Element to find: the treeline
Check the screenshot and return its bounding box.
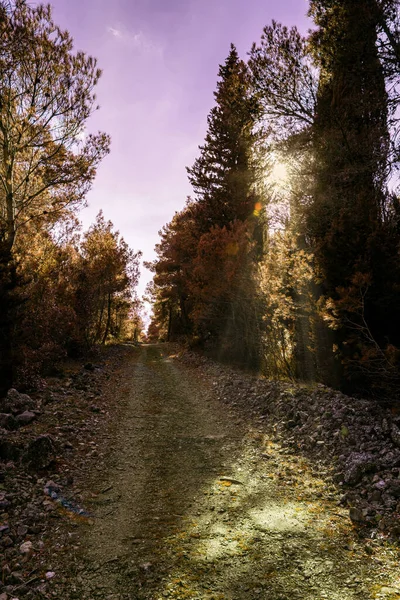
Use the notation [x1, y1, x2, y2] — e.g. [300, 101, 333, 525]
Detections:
[148, 0, 400, 399]
[0, 1, 142, 394]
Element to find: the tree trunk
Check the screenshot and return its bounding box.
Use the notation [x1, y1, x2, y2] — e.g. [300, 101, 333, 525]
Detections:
[95, 295, 106, 343]
[102, 293, 112, 345]
[0, 249, 16, 396]
[167, 303, 173, 342]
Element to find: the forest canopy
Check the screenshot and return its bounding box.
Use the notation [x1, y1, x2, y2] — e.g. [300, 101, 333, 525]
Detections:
[148, 0, 400, 400]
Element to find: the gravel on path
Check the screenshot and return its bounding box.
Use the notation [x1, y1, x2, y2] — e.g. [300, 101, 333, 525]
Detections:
[52, 345, 400, 600]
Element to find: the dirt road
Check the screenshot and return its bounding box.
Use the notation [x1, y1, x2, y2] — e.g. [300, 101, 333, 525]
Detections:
[61, 345, 400, 600]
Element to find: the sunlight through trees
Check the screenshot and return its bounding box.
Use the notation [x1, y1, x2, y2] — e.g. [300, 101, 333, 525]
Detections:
[149, 0, 400, 399]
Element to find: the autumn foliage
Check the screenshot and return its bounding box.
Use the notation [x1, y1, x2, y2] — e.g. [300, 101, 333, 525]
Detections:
[148, 47, 265, 368]
[0, 2, 141, 391]
[11, 211, 141, 387]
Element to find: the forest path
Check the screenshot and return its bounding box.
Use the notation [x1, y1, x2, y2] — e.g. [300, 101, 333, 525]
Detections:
[63, 345, 399, 600]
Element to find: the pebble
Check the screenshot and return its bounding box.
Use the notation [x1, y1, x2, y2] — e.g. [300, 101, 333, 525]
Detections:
[380, 587, 400, 595]
[19, 540, 33, 555]
[16, 525, 28, 537]
[0, 524, 10, 535]
[45, 571, 56, 579]
[15, 411, 36, 426]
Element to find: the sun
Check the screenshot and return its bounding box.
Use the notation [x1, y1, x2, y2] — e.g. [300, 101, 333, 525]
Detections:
[270, 161, 289, 188]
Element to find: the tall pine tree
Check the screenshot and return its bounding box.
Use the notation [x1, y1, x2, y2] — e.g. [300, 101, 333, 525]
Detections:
[307, 0, 398, 392]
[186, 45, 266, 366]
[187, 44, 265, 233]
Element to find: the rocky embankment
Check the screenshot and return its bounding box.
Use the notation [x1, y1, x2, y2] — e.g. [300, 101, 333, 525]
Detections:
[176, 350, 400, 540]
[0, 346, 133, 600]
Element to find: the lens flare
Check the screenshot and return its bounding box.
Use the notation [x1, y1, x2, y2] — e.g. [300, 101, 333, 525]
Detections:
[253, 202, 263, 217]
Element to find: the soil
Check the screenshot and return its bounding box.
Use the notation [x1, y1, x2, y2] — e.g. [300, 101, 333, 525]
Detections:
[55, 345, 400, 599]
[2, 343, 400, 600]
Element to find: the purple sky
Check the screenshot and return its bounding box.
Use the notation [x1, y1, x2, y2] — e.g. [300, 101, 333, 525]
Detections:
[49, 0, 311, 301]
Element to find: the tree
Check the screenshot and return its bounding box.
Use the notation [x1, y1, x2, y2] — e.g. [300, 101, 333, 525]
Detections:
[258, 228, 314, 380]
[74, 212, 141, 348]
[146, 199, 203, 341]
[0, 0, 110, 392]
[307, 0, 394, 390]
[249, 21, 318, 137]
[182, 46, 267, 364]
[376, 0, 400, 73]
[189, 220, 261, 368]
[12, 214, 80, 385]
[249, 22, 322, 381]
[10, 210, 141, 385]
[148, 47, 269, 364]
[187, 44, 265, 233]
[249, 4, 400, 393]
[148, 206, 262, 367]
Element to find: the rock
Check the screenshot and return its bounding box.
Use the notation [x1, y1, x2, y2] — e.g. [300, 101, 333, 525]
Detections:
[15, 412, 36, 426]
[1, 389, 36, 415]
[0, 414, 19, 431]
[9, 572, 24, 585]
[84, 363, 95, 371]
[28, 525, 42, 534]
[2, 564, 11, 578]
[0, 524, 10, 536]
[388, 480, 400, 498]
[2, 536, 13, 547]
[364, 544, 374, 555]
[23, 435, 56, 470]
[0, 437, 21, 461]
[349, 507, 364, 523]
[373, 479, 386, 490]
[16, 525, 28, 538]
[370, 489, 382, 503]
[44, 480, 61, 497]
[45, 572, 55, 580]
[391, 525, 400, 537]
[344, 453, 377, 484]
[0, 498, 10, 510]
[19, 541, 33, 555]
[380, 587, 400, 595]
[391, 424, 400, 448]
[380, 450, 400, 468]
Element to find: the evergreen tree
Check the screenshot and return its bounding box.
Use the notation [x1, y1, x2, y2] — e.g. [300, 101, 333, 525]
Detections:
[146, 200, 202, 341]
[148, 46, 266, 366]
[185, 45, 266, 366]
[187, 44, 265, 233]
[307, 0, 397, 392]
